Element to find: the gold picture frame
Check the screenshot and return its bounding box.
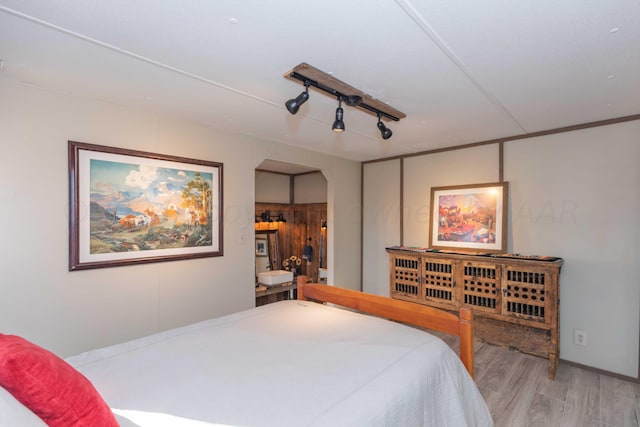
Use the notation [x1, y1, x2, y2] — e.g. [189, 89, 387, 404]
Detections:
[429, 182, 508, 253]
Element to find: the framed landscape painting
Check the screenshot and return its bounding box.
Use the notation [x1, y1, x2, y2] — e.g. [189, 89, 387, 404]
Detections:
[69, 141, 223, 270]
[429, 182, 508, 253]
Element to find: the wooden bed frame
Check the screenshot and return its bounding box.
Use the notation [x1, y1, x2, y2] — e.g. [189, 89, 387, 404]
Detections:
[296, 276, 475, 378]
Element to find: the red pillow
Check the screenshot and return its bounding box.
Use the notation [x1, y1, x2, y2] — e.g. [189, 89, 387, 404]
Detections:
[0, 334, 118, 427]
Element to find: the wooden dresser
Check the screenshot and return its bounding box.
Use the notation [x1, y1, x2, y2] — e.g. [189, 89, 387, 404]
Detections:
[386, 248, 563, 379]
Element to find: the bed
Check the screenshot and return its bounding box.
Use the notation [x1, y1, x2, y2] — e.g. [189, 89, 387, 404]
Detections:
[1, 279, 493, 427]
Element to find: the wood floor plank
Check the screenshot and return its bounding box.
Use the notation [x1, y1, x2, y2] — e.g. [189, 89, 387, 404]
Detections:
[537, 360, 573, 402]
[472, 341, 498, 382]
[493, 355, 547, 426]
[634, 381, 640, 426]
[476, 344, 526, 394]
[435, 331, 640, 427]
[560, 366, 602, 426]
[478, 386, 505, 424]
[525, 392, 566, 427]
[599, 374, 640, 427]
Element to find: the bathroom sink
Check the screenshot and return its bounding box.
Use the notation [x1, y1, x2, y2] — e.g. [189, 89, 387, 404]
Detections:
[257, 270, 294, 286]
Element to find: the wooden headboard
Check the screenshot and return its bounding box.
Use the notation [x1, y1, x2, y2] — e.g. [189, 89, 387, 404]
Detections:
[296, 276, 475, 378]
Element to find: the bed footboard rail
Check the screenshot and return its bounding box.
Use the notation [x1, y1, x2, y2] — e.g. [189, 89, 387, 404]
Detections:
[296, 276, 474, 378]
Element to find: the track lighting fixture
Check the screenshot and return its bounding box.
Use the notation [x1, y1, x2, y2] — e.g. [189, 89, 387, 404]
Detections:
[285, 81, 310, 115]
[377, 113, 393, 140]
[283, 63, 405, 140]
[344, 95, 362, 107]
[332, 97, 345, 132]
[256, 211, 287, 223]
[259, 211, 272, 222]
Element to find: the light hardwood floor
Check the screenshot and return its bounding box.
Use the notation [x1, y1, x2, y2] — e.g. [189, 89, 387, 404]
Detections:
[434, 332, 640, 427]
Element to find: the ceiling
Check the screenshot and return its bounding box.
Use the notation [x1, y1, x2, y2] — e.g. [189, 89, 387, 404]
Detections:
[257, 159, 319, 176]
[1, 1, 639, 165]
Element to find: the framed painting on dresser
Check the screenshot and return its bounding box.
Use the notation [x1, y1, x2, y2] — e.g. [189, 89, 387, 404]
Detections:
[68, 141, 223, 270]
[429, 182, 508, 254]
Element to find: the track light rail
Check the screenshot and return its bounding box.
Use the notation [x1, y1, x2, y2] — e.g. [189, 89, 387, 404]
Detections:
[284, 63, 405, 122]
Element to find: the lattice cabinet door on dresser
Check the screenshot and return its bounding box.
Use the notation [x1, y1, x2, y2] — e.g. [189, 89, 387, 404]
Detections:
[462, 261, 500, 314]
[387, 248, 563, 380]
[503, 266, 550, 324]
[423, 257, 456, 309]
[391, 253, 421, 299]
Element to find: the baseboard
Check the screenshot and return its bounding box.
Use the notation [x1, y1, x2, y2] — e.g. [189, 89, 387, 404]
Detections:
[559, 358, 639, 383]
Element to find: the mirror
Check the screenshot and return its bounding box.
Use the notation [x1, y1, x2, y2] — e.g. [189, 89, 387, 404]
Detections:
[319, 220, 327, 268]
[255, 230, 280, 278]
[318, 219, 328, 282]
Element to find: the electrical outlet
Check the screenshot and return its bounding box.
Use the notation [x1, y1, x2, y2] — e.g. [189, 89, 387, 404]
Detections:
[574, 329, 587, 346]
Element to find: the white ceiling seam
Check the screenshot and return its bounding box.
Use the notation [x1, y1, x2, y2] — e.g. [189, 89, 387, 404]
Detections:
[0, 4, 383, 138]
[395, 0, 528, 134]
[1, 1, 638, 162]
[0, 5, 281, 109]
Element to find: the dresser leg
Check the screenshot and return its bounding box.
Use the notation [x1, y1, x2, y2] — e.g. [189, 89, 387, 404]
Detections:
[548, 352, 558, 380]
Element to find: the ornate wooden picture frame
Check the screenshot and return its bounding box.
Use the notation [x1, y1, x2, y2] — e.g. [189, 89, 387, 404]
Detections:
[69, 141, 223, 270]
[429, 182, 508, 253]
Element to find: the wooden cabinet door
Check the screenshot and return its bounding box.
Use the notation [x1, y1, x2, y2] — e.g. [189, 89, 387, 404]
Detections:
[502, 265, 550, 326]
[389, 253, 422, 300]
[422, 256, 456, 309]
[461, 261, 501, 315]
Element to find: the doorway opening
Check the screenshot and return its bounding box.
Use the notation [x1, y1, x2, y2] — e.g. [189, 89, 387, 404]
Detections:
[254, 160, 328, 284]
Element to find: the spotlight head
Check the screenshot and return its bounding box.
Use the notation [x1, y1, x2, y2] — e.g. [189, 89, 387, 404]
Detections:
[332, 107, 345, 132]
[332, 106, 345, 132]
[285, 90, 309, 115]
[377, 119, 393, 140]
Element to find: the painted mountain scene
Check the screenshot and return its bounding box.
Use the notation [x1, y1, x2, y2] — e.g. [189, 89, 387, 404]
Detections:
[89, 159, 214, 254]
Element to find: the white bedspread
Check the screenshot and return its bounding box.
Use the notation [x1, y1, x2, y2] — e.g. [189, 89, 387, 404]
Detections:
[67, 300, 493, 427]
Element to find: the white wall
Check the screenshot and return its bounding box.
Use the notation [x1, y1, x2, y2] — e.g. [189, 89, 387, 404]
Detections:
[505, 122, 640, 378]
[255, 171, 327, 204]
[294, 172, 327, 203]
[329, 158, 361, 291]
[403, 145, 500, 247]
[363, 147, 498, 296]
[362, 121, 640, 378]
[0, 78, 361, 357]
[362, 160, 401, 295]
[255, 171, 290, 203]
